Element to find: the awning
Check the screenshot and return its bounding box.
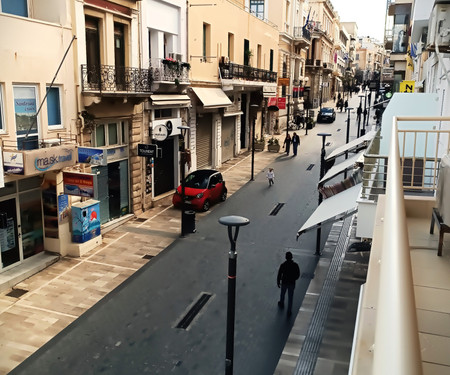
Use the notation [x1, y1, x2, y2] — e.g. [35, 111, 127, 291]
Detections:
[297, 183, 361, 236]
[325, 130, 376, 161]
[191, 87, 232, 109]
[150, 94, 191, 107]
[223, 111, 244, 117]
[320, 151, 364, 184]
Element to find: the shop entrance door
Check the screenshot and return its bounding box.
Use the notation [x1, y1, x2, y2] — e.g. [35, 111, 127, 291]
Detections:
[108, 162, 121, 219]
[0, 198, 20, 269]
[154, 138, 174, 196]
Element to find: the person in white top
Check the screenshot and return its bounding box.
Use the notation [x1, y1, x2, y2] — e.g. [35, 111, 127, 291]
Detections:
[267, 168, 275, 186]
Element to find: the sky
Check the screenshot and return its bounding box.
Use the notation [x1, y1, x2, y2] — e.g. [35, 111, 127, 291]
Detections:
[329, 0, 387, 42]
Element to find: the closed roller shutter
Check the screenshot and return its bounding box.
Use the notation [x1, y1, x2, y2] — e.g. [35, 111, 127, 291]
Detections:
[196, 113, 213, 168]
[221, 117, 235, 162]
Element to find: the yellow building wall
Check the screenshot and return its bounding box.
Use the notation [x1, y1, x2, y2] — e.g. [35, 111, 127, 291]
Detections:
[188, 0, 279, 84]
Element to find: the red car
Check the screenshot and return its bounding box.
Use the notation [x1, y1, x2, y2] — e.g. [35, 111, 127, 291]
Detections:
[172, 169, 227, 211]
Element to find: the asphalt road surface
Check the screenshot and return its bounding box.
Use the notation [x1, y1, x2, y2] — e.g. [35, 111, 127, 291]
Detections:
[12, 109, 356, 375]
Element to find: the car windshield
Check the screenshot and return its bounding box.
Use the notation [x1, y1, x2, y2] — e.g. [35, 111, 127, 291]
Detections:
[184, 173, 210, 189]
[321, 108, 333, 113]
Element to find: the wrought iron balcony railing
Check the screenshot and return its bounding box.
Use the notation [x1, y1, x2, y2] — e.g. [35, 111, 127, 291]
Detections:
[219, 62, 277, 83]
[81, 64, 152, 93]
[149, 58, 190, 84]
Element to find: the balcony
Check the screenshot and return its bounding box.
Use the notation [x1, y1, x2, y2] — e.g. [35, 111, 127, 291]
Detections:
[149, 58, 190, 86]
[81, 64, 152, 94]
[219, 62, 277, 83]
[305, 59, 322, 68]
[293, 27, 312, 47]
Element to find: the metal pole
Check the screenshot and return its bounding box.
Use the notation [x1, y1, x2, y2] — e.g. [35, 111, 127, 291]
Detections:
[315, 133, 330, 256]
[286, 94, 290, 139]
[225, 231, 237, 375]
[345, 108, 353, 178]
[180, 133, 186, 237]
[219, 216, 249, 375]
[251, 117, 255, 181]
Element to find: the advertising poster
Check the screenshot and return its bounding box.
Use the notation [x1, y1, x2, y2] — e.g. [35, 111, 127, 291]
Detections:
[58, 194, 70, 224]
[3, 152, 24, 174]
[14, 87, 37, 135]
[393, 24, 407, 53]
[78, 147, 106, 165]
[63, 172, 95, 197]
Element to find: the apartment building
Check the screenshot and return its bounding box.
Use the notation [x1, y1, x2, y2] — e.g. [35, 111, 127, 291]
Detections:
[187, 0, 278, 168]
[0, 0, 79, 270]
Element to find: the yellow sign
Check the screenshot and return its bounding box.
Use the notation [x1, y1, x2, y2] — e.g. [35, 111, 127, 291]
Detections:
[400, 80, 415, 93]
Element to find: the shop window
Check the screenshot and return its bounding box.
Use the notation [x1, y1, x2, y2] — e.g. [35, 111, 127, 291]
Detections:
[1, 0, 28, 17]
[0, 84, 4, 132]
[46, 86, 62, 128]
[155, 108, 172, 119]
[95, 121, 127, 147]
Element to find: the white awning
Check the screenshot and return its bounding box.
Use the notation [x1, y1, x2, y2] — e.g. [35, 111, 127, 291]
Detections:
[320, 151, 365, 184]
[297, 183, 361, 236]
[150, 95, 191, 107]
[223, 111, 244, 117]
[325, 130, 377, 161]
[191, 87, 232, 109]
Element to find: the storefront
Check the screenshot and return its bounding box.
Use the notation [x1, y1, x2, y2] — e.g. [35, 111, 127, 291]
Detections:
[0, 145, 77, 271]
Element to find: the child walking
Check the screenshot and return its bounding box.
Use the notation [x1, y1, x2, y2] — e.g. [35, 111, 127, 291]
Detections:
[267, 168, 275, 186]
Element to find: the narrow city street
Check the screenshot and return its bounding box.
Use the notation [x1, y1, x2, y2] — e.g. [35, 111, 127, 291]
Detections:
[4, 95, 369, 375]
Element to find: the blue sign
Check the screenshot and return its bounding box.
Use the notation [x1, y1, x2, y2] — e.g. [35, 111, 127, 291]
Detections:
[78, 147, 106, 165]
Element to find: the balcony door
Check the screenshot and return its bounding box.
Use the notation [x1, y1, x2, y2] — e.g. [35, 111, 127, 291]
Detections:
[85, 16, 101, 87]
[114, 23, 126, 90]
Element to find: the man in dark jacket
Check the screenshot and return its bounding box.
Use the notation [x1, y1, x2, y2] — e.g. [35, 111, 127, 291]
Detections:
[277, 251, 300, 316]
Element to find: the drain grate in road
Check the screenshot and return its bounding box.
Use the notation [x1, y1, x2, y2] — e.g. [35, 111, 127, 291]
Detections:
[176, 293, 212, 329]
[142, 254, 154, 260]
[6, 288, 28, 298]
[306, 164, 315, 171]
[269, 203, 285, 216]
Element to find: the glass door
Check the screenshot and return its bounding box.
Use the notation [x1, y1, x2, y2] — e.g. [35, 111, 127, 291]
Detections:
[0, 198, 20, 269]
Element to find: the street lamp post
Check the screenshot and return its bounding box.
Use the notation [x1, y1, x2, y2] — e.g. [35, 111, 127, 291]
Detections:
[178, 125, 190, 237]
[362, 89, 368, 135]
[250, 104, 259, 181]
[285, 94, 291, 140]
[358, 95, 364, 137]
[316, 133, 331, 256]
[345, 107, 353, 178]
[219, 215, 250, 375]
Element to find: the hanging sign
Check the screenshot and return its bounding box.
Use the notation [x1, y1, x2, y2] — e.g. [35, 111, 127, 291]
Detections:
[137, 144, 158, 158]
[63, 171, 95, 197]
[153, 125, 168, 141]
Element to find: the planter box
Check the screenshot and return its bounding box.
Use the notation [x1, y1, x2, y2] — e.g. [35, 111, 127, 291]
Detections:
[254, 143, 265, 151]
[268, 144, 280, 153]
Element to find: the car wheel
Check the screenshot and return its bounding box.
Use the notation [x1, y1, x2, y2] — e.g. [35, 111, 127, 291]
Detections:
[220, 190, 227, 202]
[202, 200, 210, 212]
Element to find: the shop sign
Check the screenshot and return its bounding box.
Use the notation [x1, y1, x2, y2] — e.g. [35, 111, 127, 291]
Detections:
[138, 144, 158, 158]
[399, 80, 415, 93]
[268, 97, 278, 107]
[153, 124, 168, 141]
[78, 147, 107, 166]
[278, 77, 290, 86]
[63, 171, 95, 198]
[152, 118, 182, 137]
[25, 145, 76, 174]
[3, 151, 24, 175]
[107, 145, 128, 162]
[277, 97, 286, 110]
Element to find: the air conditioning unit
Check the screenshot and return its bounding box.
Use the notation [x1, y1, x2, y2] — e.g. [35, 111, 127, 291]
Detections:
[426, 0, 450, 52]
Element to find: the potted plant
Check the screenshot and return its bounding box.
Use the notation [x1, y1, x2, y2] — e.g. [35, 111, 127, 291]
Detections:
[267, 137, 280, 153]
[254, 136, 265, 151]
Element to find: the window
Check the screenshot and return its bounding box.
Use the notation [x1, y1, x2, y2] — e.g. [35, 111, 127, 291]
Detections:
[1, 0, 28, 17]
[250, 0, 264, 19]
[94, 121, 127, 147]
[0, 85, 4, 132]
[14, 85, 39, 150]
[155, 109, 172, 119]
[46, 86, 62, 128]
[203, 23, 211, 62]
[228, 33, 234, 61]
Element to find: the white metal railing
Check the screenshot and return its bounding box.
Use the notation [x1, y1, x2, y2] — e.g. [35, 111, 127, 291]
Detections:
[361, 118, 450, 201]
[372, 117, 423, 374]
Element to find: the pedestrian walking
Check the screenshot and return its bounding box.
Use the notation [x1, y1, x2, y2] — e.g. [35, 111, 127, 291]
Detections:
[344, 99, 348, 111]
[292, 132, 300, 156]
[338, 98, 344, 112]
[283, 133, 292, 155]
[357, 105, 362, 122]
[277, 251, 300, 316]
[266, 168, 275, 186]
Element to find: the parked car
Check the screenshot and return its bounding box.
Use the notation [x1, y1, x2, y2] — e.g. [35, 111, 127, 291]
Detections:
[172, 169, 227, 211]
[317, 107, 336, 123]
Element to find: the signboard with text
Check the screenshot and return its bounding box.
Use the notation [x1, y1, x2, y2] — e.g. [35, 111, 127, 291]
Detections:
[63, 171, 95, 198]
[277, 97, 286, 110]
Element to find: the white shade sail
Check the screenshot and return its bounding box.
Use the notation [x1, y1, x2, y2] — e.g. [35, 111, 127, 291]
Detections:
[150, 94, 191, 106]
[191, 87, 232, 108]
[325, 130, 377, 161]
[297, 183, 362, 236]
[319, 151, 365, 184]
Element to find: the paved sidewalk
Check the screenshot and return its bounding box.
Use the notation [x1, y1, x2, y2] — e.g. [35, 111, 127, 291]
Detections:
[0, 146, 281, 374]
